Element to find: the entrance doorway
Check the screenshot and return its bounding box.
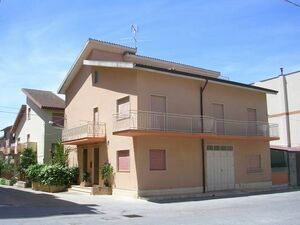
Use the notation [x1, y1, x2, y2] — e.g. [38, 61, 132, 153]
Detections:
[93, 148, 99, 185]
[206, 145, 235, 191]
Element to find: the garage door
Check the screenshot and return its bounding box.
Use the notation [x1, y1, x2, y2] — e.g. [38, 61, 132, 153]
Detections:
[206, 145, 235, 191]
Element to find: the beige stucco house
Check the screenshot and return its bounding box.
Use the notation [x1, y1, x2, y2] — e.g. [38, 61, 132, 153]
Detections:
[59, 38, 279, 198]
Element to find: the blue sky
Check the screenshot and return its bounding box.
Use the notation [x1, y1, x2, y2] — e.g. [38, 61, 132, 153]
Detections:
[0, 0, 300, 128]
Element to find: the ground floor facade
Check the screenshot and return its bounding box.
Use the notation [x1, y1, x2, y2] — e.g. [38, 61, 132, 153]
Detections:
[68, 137, 272, 198]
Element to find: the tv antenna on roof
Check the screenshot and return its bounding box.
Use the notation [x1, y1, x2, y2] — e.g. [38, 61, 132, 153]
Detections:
[131, 24, 139, 48]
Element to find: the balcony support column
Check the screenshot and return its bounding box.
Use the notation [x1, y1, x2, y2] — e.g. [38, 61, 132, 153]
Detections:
[200, 79, 208, 193]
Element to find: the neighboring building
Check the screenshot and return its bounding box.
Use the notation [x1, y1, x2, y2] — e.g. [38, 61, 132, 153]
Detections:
[59, 38, 279, 198]
[254, 70, 300, 187]
[10, 89, 65, 163]
[0, 125, 14, 156]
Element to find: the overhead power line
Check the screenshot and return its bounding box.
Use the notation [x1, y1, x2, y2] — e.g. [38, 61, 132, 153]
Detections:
[284, 0, 300, 8]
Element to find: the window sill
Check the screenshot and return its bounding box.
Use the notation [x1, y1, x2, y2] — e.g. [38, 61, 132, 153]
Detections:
[247, 169, 263, 174]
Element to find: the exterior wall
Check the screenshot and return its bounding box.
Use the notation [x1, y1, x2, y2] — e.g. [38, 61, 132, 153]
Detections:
[64, 50, 272, 196]
[134, 137, 203, 190]
[15, 98, 63, 163]
[43, 109, 63, 162]
[15, 99, 45, 163]
[137, 70, 268, 122]
[255, 71, 300, 147]
[65, 66, 139, 191]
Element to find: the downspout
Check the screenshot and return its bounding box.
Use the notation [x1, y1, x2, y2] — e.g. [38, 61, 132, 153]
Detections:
[281, 68, 291, 147]
[200, 79, 208, 193]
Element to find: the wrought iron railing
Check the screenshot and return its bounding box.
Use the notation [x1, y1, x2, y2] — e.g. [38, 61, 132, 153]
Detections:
[113, 110, 279, 138]
[62, 122, 106, 142]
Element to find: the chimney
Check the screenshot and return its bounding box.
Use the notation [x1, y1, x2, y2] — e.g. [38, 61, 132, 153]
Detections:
[280, 67, 284, 75]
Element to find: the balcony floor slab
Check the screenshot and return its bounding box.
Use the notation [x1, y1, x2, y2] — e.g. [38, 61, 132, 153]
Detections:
[113, 129, 279, 141]
[63, 137, 106, 145]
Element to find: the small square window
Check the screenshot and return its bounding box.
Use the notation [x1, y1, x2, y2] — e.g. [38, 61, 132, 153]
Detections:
[150, 149, 166, 171]
[52, 113, 64, 127]
[93, 71, 99, 84]
[247, 155, 262, 173]
[117, 150, 130, 172]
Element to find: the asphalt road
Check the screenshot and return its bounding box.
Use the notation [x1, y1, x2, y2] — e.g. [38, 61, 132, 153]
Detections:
[0, 185, 300, 225]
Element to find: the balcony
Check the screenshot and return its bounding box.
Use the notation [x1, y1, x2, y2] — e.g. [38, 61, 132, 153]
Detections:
[17, 142, 37, 153]
[113, 111, 279, 141]
[62, 122, 106, 145]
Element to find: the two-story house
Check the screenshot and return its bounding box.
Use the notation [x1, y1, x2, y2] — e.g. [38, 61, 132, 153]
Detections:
[60, 39, 279, 198]
[11, 89, 65, 163]
[254, 69, 300, 187]
[0, 125, 14, 157]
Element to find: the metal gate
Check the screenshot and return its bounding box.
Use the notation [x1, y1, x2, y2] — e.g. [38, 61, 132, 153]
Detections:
[206, 145, 235, 191]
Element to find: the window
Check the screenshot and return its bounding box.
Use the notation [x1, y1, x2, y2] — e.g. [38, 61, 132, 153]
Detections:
[93, 71, 99, 84]
[206, 145, 233, 151]
[117, 150, 130, 172]
[28, 108, 31, 120]
[93, 107, 99, 124]
[117, 96, 130, 119]
[150, 149, 166, 170]
[247, 155, 262, 173]
[212, 103, 224, 134]
[52, 113, 64, 127]
[27, 134, 30, 143]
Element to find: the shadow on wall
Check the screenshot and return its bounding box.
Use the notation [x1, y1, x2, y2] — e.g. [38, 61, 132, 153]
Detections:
[0, 187, 98, 219]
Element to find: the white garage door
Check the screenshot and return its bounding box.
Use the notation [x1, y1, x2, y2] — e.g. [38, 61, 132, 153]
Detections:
[206, 145, 235, 191]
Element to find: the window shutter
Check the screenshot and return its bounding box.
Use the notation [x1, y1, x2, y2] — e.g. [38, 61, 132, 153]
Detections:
[150, 149, 166, 170]
[118, 150, 130, 172]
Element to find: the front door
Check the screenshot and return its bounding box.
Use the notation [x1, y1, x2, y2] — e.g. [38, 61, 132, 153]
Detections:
[93, 148, 99, 185]
[82, 149, 88, 173]
[206, 145, 235, 191]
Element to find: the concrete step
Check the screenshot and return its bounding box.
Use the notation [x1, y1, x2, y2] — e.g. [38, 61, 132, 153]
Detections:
[68, 185, 92, 194]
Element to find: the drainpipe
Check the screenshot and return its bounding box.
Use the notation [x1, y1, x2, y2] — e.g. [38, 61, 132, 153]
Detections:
[281, 68, 291, 147]
[200, 80, 208, 193]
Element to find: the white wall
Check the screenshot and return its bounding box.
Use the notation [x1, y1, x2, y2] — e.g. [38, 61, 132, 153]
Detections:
[254, 71, 300, 147]
[15, 98, 63, 163]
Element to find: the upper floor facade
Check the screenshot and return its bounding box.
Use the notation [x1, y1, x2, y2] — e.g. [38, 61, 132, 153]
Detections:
[11, 89, 65, 163]
[59, 39, 279, 145]
[254, 70, 300, 148]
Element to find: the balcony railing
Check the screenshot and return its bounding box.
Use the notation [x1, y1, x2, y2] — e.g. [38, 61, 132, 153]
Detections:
[113, 110, 279, 139]
[17, 142, 37, 153]
[62, 122, 106, 142]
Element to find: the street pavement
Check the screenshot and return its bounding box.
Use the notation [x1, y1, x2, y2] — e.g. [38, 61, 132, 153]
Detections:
[0, 185, 300, 225]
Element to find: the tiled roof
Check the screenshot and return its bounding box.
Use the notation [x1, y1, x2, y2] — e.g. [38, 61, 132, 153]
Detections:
[88, 38, 136, 51]
[22, 88, 65, 110]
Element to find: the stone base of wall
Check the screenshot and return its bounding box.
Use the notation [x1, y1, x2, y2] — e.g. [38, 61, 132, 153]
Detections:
[138, 186, 204, 198]
[235, 181, 272, 189]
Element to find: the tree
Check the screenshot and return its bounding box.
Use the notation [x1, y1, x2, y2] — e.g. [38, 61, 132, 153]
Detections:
[18, 148, 36, 181]
[51, 140, 68, 166]
[0, 158, 5, 177]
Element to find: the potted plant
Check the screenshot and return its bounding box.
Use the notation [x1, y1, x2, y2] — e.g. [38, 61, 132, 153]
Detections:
[80, 171, 91, 187]
[100, 163, 113, 195]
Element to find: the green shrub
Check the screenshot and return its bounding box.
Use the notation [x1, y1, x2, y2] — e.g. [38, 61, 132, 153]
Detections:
[18, 148, 36, 180]
[26, 164, 78, 187]
[0, 178, 6, 185]
[82, 171, 89, 182]
[51, 140, 69, 166]
[101, 163, 113, 187]
[27, 164, 44, 182]
[67, 167, 79, 185]
[0, 177, 15, 186]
